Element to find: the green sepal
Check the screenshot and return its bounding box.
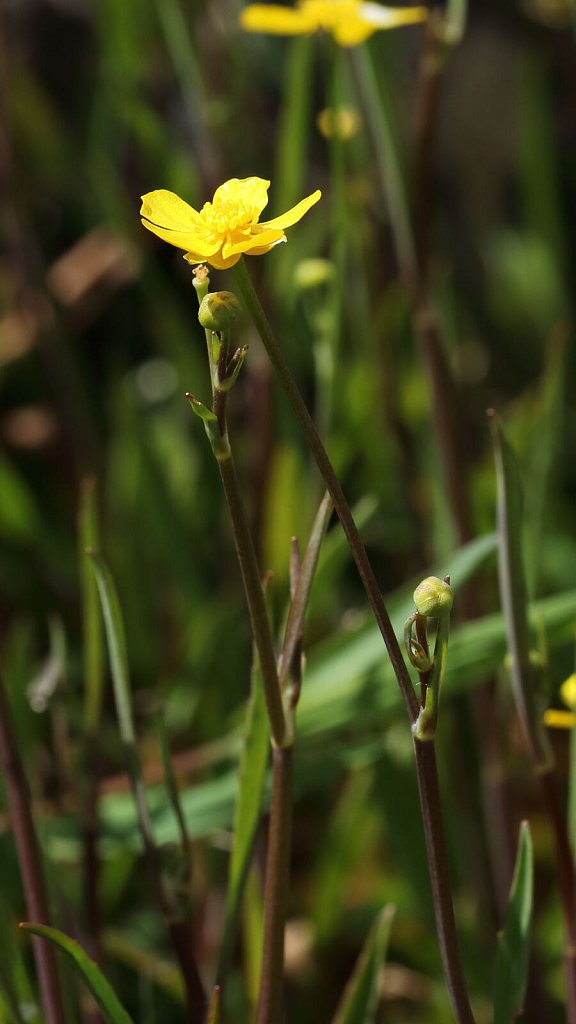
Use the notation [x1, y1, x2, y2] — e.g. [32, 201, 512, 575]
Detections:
[185, 393, 217, 425]
[185, 394, 230, 462]
[214, 346, 249, 393]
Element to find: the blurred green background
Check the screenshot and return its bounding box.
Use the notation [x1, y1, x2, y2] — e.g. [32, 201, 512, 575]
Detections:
[1, 0, 576, 1021]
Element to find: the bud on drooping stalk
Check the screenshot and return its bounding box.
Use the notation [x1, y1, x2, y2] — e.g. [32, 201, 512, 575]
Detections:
[413, 576, 453, 618]
[198, 291, 243, 333]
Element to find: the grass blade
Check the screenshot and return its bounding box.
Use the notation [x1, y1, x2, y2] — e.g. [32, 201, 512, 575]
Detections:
[217, 655, 270, 981]
[331, 905, 395, 1024]
[79, 477, 104, 736]
[279, 491, 332, 688]
[489, 411, 547, 764]
[20, 924, 134, 1024]
[493, 822, 533, 1024]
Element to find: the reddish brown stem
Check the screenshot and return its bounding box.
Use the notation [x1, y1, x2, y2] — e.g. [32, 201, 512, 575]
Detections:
[0, 670, 66, 1024]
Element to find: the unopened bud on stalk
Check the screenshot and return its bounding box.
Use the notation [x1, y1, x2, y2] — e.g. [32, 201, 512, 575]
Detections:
[198, 291, 243, 333]
[413, 576, 453, 618]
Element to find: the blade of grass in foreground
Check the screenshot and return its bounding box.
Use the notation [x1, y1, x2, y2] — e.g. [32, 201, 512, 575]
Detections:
[88, 548, 206, 1019]
[492, 822, 533, 1024]
[331, 905, 395, 1024]
[489, 412, 546, 763]
[490, 412, 576, 1022]
[20, 925, 134, 1024]
[217, 654, 269, 982]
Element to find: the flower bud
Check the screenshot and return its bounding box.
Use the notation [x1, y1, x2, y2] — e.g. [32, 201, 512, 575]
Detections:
[198, 291, 243, 333]
[413, 576, 453, 618]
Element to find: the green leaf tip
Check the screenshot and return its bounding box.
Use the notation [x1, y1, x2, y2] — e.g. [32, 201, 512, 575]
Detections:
[493, 821, 533, 1024]
[20, 923, 135, 1024]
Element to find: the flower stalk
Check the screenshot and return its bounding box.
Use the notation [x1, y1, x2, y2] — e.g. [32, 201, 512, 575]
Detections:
[234, 256, 419, 724]
[234, 256, 479, 1023]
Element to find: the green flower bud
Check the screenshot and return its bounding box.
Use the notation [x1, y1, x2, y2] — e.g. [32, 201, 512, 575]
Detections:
[198, 291, 243, 333]
[293, 258, 334, 291]
[413, 576, 453, 618]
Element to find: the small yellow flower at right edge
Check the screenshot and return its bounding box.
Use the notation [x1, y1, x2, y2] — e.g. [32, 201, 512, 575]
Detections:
[240, 0, 428, 47]
[544, 673, 576, 729]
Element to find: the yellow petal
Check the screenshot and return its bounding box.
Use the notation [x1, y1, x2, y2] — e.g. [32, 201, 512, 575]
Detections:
[561, 673, 576, 709]
[332, 4, 427, 44]
[141, 219, 221, 256]
[246, 237, 287, 256]
[358, 3, 428, 28]
[544, 709, 576, 729]
[261, 189, 322, 231]
[221, 227, 286, 260]
[140, 190, 202, 230]
[185, 249, 243, 271]
[212, 177, 271, 218]
[240, 4, 315, 36]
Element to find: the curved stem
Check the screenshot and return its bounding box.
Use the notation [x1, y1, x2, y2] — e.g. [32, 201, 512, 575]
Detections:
[234, 257, 419, 724]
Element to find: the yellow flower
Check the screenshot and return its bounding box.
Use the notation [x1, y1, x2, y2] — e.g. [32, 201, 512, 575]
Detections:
[240, 0, 428, 47]
[544, 673, 576, 729]
[141, 177, 321, 271]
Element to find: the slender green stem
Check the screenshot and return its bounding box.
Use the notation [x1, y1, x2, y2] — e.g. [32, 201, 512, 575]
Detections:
[0, 668, 66, 1024]
[234, 257, 419, 724]
[413, 739, 477, 1024]
[217, 453, 286, 748]
[256, 746, 293, 1024]
[193, 305, 294, 1019]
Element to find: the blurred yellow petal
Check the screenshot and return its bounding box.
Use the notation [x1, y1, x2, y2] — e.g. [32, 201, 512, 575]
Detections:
[544, 709, 576, 729]
[240, 4, 315, 35]
[560, 673, 576, 709]
[262, 189, 322, 230]
[358, 2, 428, 29]
[241, 0, 427, 45]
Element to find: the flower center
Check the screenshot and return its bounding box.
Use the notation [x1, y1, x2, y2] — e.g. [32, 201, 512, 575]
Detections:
[200, 198, 255, 236]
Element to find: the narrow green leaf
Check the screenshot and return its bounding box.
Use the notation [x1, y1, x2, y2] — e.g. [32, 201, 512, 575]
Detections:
[79, 476, 104, 736]
[279, 491, 332, 687]
[87, 550, 135, 746]
[158, 717, 192, 874]
[331, 905, 395, 1024]
[217, 658, 270, 980]
[493, 822, 533, 1024]
[20, 924, 134, 1024]
[490, 412, 548, 764]
[88, 549, 158, 858]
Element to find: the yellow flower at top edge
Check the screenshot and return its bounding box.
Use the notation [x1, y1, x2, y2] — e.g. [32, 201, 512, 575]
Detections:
[141, 177, 321, 271]
[240, 0, 428, 47]
[544, 673, 576, 729]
